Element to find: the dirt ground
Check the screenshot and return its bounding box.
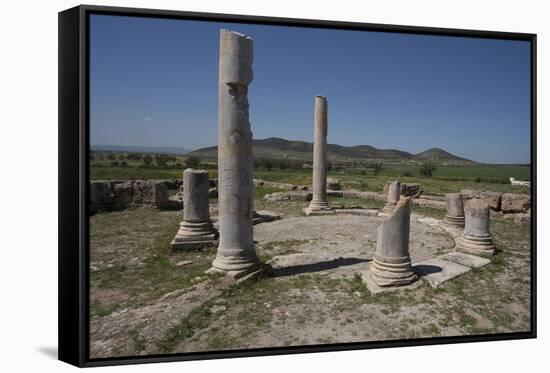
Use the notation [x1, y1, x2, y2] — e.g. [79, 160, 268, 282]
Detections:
[89, 197, 531, 359]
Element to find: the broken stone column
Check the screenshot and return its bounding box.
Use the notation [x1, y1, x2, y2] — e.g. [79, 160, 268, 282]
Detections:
[211, 30, 261, 276]
[370, 196, 417, 286]
[304, 95, 334, 216]
[443, 193, 465, 228]
[171, 169, 218, 250]
[380, 181, 401, 215]
[456, 199, 495, 257]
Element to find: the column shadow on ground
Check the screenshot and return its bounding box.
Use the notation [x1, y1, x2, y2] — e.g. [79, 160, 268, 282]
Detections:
[273, 257, 370, 278]
[412, 264, 443, 276]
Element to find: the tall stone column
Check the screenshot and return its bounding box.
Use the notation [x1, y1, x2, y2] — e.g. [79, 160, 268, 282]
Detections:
[171, 169, 218, 250]
[369, 196, 417, 286]
[443, 193, 465, 228]
[456, 199, 495, 257]
[380, 180, 401, 215]
[304, 96, 334, 216]
[211, 30, 261, 276]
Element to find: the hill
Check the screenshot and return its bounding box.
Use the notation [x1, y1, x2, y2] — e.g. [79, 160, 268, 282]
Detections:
[91, 145, 191, 155]
[189, 137, 476, 165]
[413, 147, 474, 164]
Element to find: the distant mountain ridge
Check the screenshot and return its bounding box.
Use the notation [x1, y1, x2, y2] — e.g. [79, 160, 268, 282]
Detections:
[189, 137, 476, 165]
[91, 145, 191, 155]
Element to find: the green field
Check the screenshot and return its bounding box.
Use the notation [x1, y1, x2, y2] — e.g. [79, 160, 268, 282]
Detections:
[90, 152, 530, 196]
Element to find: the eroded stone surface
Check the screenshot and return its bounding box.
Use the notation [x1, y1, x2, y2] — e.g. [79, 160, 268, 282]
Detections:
[413, 258, 471, 287]
[253, 213, 453, 281]
[212, 30, 260, 273]
[439, 252, 491, 268]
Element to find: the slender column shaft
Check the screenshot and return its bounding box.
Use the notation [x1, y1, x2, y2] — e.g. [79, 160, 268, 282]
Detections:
[212, 30, 259, 272]
[312, 96, 328, 203]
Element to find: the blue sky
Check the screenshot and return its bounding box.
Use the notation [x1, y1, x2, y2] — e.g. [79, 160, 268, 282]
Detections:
[90, 14, 531, 163]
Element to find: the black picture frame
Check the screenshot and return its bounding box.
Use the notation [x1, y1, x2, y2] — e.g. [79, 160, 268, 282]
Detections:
[59, 4, 537, 368]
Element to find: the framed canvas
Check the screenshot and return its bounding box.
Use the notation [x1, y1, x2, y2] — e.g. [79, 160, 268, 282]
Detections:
[59, 4, 537, 367]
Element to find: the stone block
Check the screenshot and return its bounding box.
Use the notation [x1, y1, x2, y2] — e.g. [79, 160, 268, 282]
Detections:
[413, 258, 471, 287]
[326, 177, 341, 190]
[439, 252, 491, 268]
[111, 181, 134, 210]
[264, 191, 312, 202]
[479, 191, 502, 210]
[133, 180, 170, 208]
[501, 193, 531, 213]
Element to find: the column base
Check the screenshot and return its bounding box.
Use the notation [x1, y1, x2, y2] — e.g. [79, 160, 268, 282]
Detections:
[208, 255, 269, 280]
[442, 215, 465, 228]
[303, 200, 334, 216]
[369, 255, 418, 287]
[170, 221, 218, 251]
[455, 234, 495, 257]
[210, 248, 261, 275]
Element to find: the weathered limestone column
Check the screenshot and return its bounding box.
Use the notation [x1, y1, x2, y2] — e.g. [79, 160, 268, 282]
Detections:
[211, 30, 261, 275]
[304, 96, 334, 216]
[443, 193, 465, 228]
[369, 196, 417, 286]
[171, 169, 218, 250]
[380, 180, 401, 215]
[456, 199, 495, 257]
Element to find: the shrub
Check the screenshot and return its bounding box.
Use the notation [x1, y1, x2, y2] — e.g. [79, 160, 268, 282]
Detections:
[402, 171, 414, 177]
[110, 161, 120, 167]
[419, 163, 437, 177]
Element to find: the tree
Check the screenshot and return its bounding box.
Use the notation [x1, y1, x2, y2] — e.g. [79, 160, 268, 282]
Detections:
[327, 161, 333, 172]
[419, 162, 437, 177]
[106, 153, 116, 161]
[185, 155, 201, 168]
[142, 155, 153, 166]
[264, 160, 273, 171]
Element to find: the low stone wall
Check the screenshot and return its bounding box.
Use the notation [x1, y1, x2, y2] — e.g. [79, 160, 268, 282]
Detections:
[90, 180, 176, 213]
[263, 191, 312, 202]
[253, 179, 308, 191]
[461, 189, 531, 223]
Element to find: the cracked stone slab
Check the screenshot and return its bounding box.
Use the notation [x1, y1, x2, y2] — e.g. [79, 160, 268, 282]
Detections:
[439, 252, 491, 268]
[333, 208, 379, 216]
[416, 217, 442, 226]
[360, 268, 422, 295]
[413, 258, 471, 288]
